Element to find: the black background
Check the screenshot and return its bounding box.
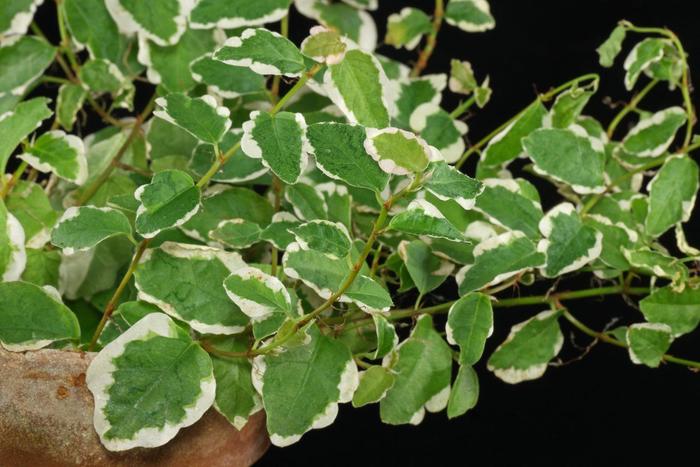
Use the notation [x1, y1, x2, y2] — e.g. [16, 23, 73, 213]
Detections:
[31, 1, 700, 465]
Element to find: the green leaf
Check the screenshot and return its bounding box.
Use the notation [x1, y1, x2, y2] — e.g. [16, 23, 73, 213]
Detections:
[538, 203, 602, 277]
[213, 28, 305, 77]
[284, 183, 327, 221]
[623, 247, 688, 285]
[365, 127, 433, 175]
[0, 97, 52, 173]
[445, 0, 495, 33]
[380, 315, 453, 425]
[487, 310, 563, 383]
[189, 130, 267, 184]
[446, 293, 493, 366]
[623, 38, 665, 90]
[399, 240, 453, 295]
[447, 365, 479, 418]
[352, 365, 395, 407]
[639, 286, 700, 337]
[105, 0, 192, 46]
[584, 215, 636, 271]
[392, 74, 446, 130]
[449, 59, 478, 94]
[241, 110, 309, 184]
[139, 28, 217, 92]
[372, 314, 398, 359]
[386, 7, 432, 50]
[189, 0, 291, 29]
[548, 86, 594, 129]
[597, 25, 626, 67]
[19, 130, 87, 185]
[134, 242, 250, 334]
[146, 116, 198, 161]
[21, 248, 61, 287]
[645, 154, 698, 237]
[283, 242, 392, 312]
[0, 36, 55, 98]
[626, 323, 673, 368]
[301, 26, 347, 64]
[253, 325, 357, 446]
[621, 107, 686, 158]
[208, 336, 262, 430]
[457, 232, 545, 295]
[86, 313, 214, 451]
[97, 301, 161, 347]
[210, 218, 262, 249]
[480, 100, 546, 167]
[79, 58, 129, 94]
[154, 93, 231, 144]
[0, 201, 25, 281]
[306, 122, 389, 193]
[292, 220, 352, 259]
[0, 0, 42, 36]
[135, 169, 201, 238]
[5, 180, 57, 248]
[410, 104, 468, 163]
[0, 281, 80, 351]
[260, 212, 300, 249]
[473, 178, 544, 238]
[425, 161, 482, 209]
[523, 126, 606, 194]
[389, 199, 466, 241]
[223, 266, 292, 321]
[56, 83, 87, 132]
[190, 54, 266, 99]
[51, 206, 132, 254]
[325, 48, 390, 128]
[315, 2, 377, 51]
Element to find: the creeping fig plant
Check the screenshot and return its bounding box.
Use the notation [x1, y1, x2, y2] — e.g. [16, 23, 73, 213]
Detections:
[1, 0, 700, 456]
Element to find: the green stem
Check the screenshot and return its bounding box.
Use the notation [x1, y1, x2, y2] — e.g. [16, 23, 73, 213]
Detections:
[88, 239, 151, 351]
[455, 73, 599, 169]
[449, 95, 476, 119]
[0, 161, 29, 200]
[41, 75, 71, 85]
[410, 0, 445, 77]
[607, 78, 659, 138]
[271, 64, 322, 114]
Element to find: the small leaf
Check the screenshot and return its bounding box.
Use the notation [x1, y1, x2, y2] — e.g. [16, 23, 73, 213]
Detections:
[365, 127, 434, 175]
[0, 36, 55, 98]
[260, 212, 301, 249]
[538, 203, 602, 277]
[189, 0, 291, 29]
[86, 313, 214, 451]
[224, 266, 292, 321]
[135, 170, 201, 238]
[457, 231, 545, 295]
[380, 315, 452, 425]
[623, 38, 665, 90]
[209, 218, 262, 249]
[154, 93, 232, 144]
[372, 314, 398, 359]
[487, 310, 563, 384]
[621, 107, 686, 158]
[284, 183, 327, 221]
[0, 201, 26, 281]
[79, 58, 129, 94]
[134, 242, 249, 334]
[385, 7, 432, 50]
[623, 247, 687, 285]
[626, 323, 673, 368]
[548, 86, 594, 129]
[449, 59, 478, 94]
[241, 110, 309, 184]
[325, 48, 390, 128]
[301, 26, 347, 64]
[446, 293, 493, 366]
[424, 162, 482, 210]
[0, 281, 80, 351]
[352, 366, 395, 407]
[56, 83, 87, 131]
[444, 0, 495, 33]
[0, 97, 52, 174]
[399, 240, 453, 295]
[480, 100, 546, 167]
[640, 286, 700, 337]
[6, 180, 58, 248]
[292, 220, 352, 259]
[315, 2, 377, 51]
[597, 25, 626, 67]
[213, 28, 305, 77]
[392, 74, 446, 130]
[19, 130, 87, 185]
[645, 154, 698, 237]
[473, 178, 544, 238]
[98, 301, 161, 346]
[190, 54, 266, 99]
[51, 206, 132, 254]
[306, 122, 389, 193]
[253, 325, 358, 446]
[105, 0, 192, 46]
[447, 365, 479, 419]
[389, 199, 466, 242]
[523, 126, 606, 194]
[410, 103, 468, 163]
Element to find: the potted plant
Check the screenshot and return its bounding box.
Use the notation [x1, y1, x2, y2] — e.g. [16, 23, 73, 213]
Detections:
[1, 0, 699, 465]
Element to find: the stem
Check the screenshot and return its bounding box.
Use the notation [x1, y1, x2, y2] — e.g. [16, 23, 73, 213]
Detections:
[0, 161, 29, 199]
[76, 95, 156, 205]
[455, 73, 599, 170]
[270, 14, 289, 101]
[56, 0, 80, 73]
[271, 64, 322, 115]
[411, 0, 444, 77]
[88, 239, 151, 351]
[41, 75, 71, 85]
[607, 78, 659, 138]
[270, 176, 283, 276]
[449, 95, 476, 119]
[562, 308, 700, 370]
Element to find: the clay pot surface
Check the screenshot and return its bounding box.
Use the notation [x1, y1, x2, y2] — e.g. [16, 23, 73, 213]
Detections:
[0, 347, 269, 467]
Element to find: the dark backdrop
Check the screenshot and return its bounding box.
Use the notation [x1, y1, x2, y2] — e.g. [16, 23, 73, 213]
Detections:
[29, 1, 700, 465]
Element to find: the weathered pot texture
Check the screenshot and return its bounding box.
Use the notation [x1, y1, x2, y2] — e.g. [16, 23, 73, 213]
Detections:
[0, 347, 270, 467]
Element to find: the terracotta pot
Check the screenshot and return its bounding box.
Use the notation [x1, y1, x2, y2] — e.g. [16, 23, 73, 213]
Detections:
[0, 347, 270, 467]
